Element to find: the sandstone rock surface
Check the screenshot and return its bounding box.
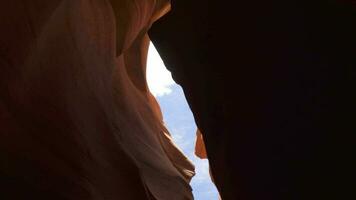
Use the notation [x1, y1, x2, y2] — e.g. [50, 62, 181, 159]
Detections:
[0, 1, 194, 199]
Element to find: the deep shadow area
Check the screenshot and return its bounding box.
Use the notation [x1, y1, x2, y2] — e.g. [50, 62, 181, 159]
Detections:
[0, 1, 355, 199]
[149, 1, 356, 199]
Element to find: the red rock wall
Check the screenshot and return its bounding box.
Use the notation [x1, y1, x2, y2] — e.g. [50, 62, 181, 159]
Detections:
[0, 1, 194, 199]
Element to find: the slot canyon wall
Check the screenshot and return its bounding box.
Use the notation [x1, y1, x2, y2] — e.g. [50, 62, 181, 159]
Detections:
[0, 1, 195, 199]
[0, 0, 355, 200]
[149, 1, 355, 200]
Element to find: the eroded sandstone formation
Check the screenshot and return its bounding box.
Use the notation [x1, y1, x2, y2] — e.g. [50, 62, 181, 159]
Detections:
[149, 1, 356, 199]
[0, 1, 194, 199]
[1, 0, 355, 200]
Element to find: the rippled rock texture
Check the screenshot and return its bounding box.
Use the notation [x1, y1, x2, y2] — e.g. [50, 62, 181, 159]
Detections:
[1, 1, 355, 200]
[0, 1, 194, 199]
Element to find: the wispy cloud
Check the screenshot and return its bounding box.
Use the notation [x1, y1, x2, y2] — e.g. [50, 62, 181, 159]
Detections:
[147, 42, 175, 97]
[191, 156, 211, 183]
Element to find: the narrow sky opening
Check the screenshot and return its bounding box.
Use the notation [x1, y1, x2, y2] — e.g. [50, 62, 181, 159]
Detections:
[147, 42, 219, 200]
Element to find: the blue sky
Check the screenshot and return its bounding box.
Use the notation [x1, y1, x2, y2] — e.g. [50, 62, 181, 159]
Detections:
[147, 43, 219, 200]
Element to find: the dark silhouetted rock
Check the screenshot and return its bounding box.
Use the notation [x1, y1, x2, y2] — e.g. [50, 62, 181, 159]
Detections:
[150, 1, 356, 199]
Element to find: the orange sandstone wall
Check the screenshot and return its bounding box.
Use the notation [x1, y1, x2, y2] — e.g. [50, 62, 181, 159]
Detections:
[0, 1, 194, 199]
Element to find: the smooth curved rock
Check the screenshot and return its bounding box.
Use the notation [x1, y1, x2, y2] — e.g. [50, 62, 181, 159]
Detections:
[0, 1, 194, 199]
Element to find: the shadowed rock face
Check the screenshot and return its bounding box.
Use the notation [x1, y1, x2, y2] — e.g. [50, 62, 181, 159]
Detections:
[1, 1, 355, 199]
[0, 1, 194, 200]
[149, 1, 356, 199]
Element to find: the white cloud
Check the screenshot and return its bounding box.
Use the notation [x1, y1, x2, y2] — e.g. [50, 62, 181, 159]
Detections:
[147, 42, 175, 97]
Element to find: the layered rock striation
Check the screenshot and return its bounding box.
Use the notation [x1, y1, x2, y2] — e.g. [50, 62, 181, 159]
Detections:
[0, 1, 194, 199]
